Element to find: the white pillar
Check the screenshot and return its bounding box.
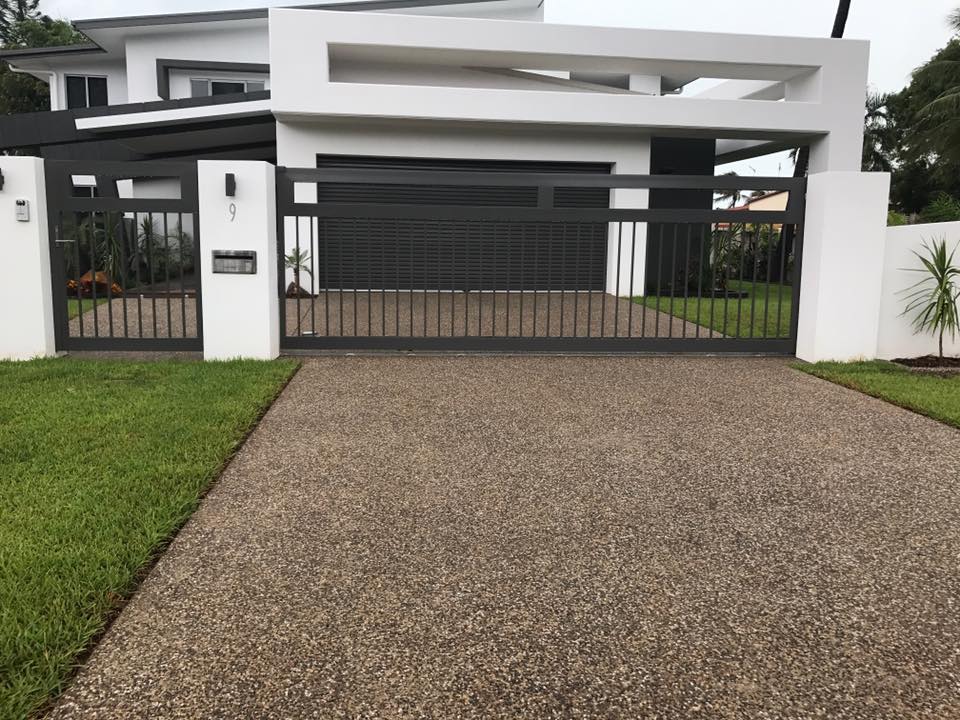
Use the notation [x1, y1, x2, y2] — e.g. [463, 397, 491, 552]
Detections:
[0, 157, 56, 360]
[606, 152, 650, 297]
[198, 160, 279, 360]
[796, 171, 891, 362]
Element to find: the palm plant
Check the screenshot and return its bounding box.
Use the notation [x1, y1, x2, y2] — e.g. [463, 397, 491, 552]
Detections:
[285, 247, 312, 294]
[901, 238, 960, 358]
[862, 90, 892, 172]
[910, 8, 960, 163]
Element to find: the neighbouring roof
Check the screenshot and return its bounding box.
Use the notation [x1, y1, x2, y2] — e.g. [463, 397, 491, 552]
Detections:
[0, 43, 103, 60]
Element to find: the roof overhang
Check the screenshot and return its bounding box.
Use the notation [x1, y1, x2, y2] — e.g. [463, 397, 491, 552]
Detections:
[0, 92, 276, 162]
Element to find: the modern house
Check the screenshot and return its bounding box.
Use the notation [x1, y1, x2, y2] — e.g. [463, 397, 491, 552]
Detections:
[0, 0, 881, 360]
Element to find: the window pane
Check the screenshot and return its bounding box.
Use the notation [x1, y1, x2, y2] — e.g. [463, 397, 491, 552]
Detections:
[246, 81, 265, 93]
[211, 81, 245, 96]
[190, 79, 209, 98]
[65, 75, 87, 109]
[87, 77, 108, 107]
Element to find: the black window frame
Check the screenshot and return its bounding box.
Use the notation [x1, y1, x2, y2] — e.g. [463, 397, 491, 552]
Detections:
[189, 77, 266, 98]
[64, 75, 109, 110]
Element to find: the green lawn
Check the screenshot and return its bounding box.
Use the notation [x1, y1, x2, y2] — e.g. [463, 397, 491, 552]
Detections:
[635, 280, 794, 338]
[799, 360, 960, 429]
[0, 358, 299, 719]
[66, 298, 107, 320]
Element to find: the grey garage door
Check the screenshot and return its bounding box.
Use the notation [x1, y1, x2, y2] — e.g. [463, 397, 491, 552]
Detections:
[313, 156, 611, 291]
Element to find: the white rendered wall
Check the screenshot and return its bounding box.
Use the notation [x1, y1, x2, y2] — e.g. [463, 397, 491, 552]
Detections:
[877, 222, 960, 360]
[46, 58, 128, 111]
[198, 160, 279, 360]
[125, 23, 269, 103]
[276, 120, 650, 293]
[796, 171, 891, 363]
[270, 9, 869, 171]
[0, 157, 56, 360]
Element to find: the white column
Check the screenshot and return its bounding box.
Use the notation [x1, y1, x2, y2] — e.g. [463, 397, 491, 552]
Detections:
[796, 171, 891, 362]
[0, 157, 56, 360]
[606, 152, 650, 297]
[198, 160, 279, 360]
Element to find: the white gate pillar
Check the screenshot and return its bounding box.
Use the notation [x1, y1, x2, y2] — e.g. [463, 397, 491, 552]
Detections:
[198, 160, 280, 360]
[0, 157, 56, 360]
[796, 171, 890, 362]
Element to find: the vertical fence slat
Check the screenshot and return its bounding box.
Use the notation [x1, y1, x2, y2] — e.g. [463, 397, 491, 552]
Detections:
[573, 223, 580, 338]
[682, 224, 692, 339]
[88, 210, 100, 338]
[163, 212, 172, 338]
[668, 225, 678, 339]
[627, 222, 636, 338]
[104, 212, 116, 338]
[749, 225, 761, 340]
[119, 213, 130, 338]
[178, 213, 187, 338]
[613, 221, 622, 338]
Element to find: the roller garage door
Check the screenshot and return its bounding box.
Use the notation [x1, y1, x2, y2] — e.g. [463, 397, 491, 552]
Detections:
[313, 155, 611, 291]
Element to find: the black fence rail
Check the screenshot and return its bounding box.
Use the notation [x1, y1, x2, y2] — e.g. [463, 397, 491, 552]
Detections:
[45, 160, 203, 351]
[277, 167, 805, 353]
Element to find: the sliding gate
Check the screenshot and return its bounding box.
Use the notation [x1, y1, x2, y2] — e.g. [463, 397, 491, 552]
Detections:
[277, 166, 805, 353]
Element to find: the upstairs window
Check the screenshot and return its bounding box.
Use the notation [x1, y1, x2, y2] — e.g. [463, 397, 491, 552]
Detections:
[65, 75, 108, 109]
[190, 78, 266, 98]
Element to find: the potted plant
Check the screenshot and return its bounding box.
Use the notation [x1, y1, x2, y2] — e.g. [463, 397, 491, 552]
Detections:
[899, 237, 960, 367]
[285, 248, 314, 298]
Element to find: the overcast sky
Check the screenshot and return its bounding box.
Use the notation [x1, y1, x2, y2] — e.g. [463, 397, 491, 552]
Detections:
[36, 0, 960, 175]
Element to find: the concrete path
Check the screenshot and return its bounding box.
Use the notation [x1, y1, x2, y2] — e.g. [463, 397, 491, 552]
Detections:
[50, 357, 960, 719]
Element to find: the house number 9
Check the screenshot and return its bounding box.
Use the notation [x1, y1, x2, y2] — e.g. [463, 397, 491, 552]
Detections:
[228, 203, 237, 221]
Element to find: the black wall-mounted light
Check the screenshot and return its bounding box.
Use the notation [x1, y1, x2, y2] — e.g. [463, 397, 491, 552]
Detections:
[225, 173, 236, 197]
[0, 169, 5, 192]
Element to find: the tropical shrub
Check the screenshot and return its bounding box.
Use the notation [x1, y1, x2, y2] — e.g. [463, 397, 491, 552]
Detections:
[901, 237, 960, 358]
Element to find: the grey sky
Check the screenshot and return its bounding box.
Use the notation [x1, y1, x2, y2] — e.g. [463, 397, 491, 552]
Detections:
[36, 0, 959, 175]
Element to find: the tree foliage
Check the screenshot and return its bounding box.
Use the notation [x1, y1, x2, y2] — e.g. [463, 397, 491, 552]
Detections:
[867, 10, 960, 215]
[0, 2, 86, 119]
[0, 0, 39, 44]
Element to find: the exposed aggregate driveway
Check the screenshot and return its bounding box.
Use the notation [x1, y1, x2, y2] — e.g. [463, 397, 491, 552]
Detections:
[49, 357, 960, 719]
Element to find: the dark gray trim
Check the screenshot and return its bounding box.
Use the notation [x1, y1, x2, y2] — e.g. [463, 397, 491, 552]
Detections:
[280, 336, 798, 354]
[73, 0, 508, 30]
[0, 43, 103, 60]
[155, 59, 270, 100]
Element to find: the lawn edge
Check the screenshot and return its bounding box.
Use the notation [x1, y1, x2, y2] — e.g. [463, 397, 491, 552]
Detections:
[31, 359, 302, 719]
[792, 360, 960, 432]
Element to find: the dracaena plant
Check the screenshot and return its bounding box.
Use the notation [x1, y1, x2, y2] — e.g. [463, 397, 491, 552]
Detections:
[901, 238, 960, 359]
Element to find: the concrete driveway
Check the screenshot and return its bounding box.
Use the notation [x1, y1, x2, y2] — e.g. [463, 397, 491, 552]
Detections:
[50, 357, 960, 719]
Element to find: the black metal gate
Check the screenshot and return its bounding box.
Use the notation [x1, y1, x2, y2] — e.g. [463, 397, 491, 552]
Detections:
[46, 160, 203, 351]
[277, 166, 805, 353]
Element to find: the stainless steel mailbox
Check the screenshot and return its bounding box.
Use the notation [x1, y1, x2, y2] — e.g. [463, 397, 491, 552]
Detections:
[212, 250, 257, 275]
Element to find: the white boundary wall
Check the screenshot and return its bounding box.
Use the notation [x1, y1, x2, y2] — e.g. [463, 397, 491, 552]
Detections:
[198, 160, 280, 360]
[0, 157, 56, 361]
[878, 221, 960, 360]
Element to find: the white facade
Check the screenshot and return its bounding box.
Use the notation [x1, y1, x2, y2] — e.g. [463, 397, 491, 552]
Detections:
[10, 1, 544, 110]
[878, 223, 960, 360]
[0, 157, 56, 360]
[270, 8, 867, 173]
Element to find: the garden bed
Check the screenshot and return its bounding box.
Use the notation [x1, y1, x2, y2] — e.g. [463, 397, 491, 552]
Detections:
[893, 355, 960, 369]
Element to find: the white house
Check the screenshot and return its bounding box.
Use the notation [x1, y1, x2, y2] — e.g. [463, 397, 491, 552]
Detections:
[2, 0, 911, 363]
[0, 0, 866, 172]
